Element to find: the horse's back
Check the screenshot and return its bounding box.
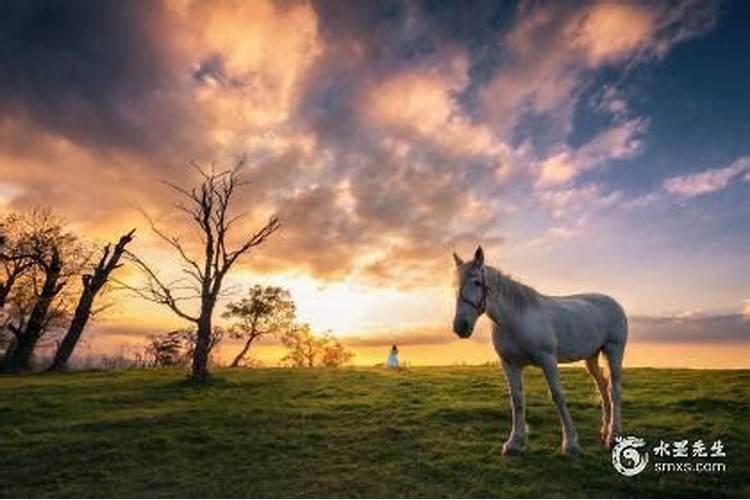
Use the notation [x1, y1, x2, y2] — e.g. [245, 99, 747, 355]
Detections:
[542, 292, 628, 361]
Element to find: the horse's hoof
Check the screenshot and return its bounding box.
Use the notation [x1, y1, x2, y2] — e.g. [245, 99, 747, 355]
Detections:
[605, 434, 618, 450]
[562, 442, 581, 456]
[502, 441, 525, 456]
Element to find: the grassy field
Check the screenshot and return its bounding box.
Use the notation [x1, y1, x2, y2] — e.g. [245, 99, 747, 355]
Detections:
[0, 366, 748, 498]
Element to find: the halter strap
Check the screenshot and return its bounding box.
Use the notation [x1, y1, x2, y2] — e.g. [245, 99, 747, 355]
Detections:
[459, 267, 488, 314]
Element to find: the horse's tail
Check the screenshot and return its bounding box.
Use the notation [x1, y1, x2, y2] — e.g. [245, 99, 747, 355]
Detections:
[606, 296, 629, 347]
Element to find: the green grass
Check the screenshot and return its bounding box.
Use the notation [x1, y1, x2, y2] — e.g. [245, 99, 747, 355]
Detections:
[1, 366, 748, 498]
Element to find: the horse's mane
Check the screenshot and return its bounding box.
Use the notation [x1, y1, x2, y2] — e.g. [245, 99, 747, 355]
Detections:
[486, 267, 540, 312]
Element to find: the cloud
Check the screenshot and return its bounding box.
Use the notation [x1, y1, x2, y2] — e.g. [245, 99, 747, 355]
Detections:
[340, 311, 750, 348]
[616, 154, 750, 212]
[536, 119, 647, 187]
[663, 156, 750, 198]
[346, 325, 454, 348]
[630, 313, 750, 343]
[572, 3, 656, 65]
[358, 63, 513, 169]
[479, 1, 716, 138]
[0, 0, 725, 295]
[0, 119, 165, 236]
[539, 183, 622, 218]
[0, 0, 198, 157]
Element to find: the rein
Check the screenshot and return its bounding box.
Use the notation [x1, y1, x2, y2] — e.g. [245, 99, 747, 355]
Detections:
[459, 267, 488, 314]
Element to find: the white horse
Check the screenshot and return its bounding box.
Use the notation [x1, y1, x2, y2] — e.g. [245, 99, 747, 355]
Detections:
[452, 246, 628, 456]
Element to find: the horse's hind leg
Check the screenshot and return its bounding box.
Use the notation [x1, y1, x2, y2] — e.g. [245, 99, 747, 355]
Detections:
[603, 342, 625, 448]
[585, 353, 610, 445]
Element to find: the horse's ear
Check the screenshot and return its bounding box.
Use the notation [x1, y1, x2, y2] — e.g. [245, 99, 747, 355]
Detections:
[474, 245, 484, 267]
[453, 252, 464, 268]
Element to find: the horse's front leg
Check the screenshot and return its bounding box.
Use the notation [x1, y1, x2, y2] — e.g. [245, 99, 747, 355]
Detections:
[501, 359, 527, 455]
[540, 355, 580, 456]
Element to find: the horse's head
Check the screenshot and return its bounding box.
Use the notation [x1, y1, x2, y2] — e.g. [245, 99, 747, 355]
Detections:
[452, 245, 487, 338]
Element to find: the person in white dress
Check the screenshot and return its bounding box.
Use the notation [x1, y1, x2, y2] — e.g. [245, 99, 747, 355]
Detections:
[387, 344, 399, 368]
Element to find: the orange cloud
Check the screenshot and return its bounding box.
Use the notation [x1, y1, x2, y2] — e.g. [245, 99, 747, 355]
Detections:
[167, 0, 323, 149]
[572, 3, 655, 65]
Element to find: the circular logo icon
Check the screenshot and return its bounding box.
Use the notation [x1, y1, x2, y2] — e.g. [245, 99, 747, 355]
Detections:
[612, 435, 649, 476]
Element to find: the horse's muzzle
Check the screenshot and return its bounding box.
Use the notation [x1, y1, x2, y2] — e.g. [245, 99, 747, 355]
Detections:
[453, 319, 473, 338]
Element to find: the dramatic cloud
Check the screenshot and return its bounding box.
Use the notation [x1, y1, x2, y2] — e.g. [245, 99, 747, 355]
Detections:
[0, 0, 197, 156]
[0, 0, 722, 287]
[1, 0, 741, 354]
[478, 1, 716, 137]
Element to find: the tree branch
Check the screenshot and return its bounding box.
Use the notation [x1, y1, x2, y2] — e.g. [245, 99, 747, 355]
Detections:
[120, 251, 199, 323]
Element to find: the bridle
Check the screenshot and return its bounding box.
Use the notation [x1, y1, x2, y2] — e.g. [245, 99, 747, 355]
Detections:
[458, 267, 488, 315]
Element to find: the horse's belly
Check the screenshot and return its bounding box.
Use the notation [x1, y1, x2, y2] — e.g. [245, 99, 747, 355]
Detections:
[554, 322, 609, 361]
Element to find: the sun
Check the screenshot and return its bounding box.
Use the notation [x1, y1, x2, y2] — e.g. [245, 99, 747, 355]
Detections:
[226, 271, 452, 336]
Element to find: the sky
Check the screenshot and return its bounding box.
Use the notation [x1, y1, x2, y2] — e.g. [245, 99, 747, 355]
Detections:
[1, 0, 748, 367]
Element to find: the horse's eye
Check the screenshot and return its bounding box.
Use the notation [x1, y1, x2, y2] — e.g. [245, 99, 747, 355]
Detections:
[473, 280, 481, 286]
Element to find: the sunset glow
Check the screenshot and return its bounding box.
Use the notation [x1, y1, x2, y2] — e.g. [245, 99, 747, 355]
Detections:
[1, 0, 749, 368]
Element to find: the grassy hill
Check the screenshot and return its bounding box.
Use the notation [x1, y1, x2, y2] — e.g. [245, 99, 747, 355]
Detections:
[1, 366, 748, 498]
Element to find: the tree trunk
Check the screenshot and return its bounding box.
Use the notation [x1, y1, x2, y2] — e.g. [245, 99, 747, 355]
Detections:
[191, 311, 213, 382]
[49, 230, 134, 371]
[47, 287, 94, 371]
[5, 249, 62, 372]
[229, 315, 259, 368]
[0, 278, 13, 309]
[230, 339, 249, 368]
[230, 336, 257, 368]
[0, 336, 17, 371]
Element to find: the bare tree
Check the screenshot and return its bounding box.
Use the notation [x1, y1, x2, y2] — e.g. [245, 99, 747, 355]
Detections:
[124, 162, 280, 381]
[48, 229, 136, 371]
[223, 285, 295, 367]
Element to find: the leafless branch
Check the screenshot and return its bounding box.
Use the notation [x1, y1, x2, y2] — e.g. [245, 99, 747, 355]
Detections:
[121, 251, 199, 323]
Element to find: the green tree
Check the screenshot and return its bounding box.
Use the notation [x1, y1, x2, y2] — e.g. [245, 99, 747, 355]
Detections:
[280, 324, 354, 368]
[143, 328, 224, 368]
[280, 323, 320, 368]
[320, 333, 354, 367]
[223, 285, 296, 367]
